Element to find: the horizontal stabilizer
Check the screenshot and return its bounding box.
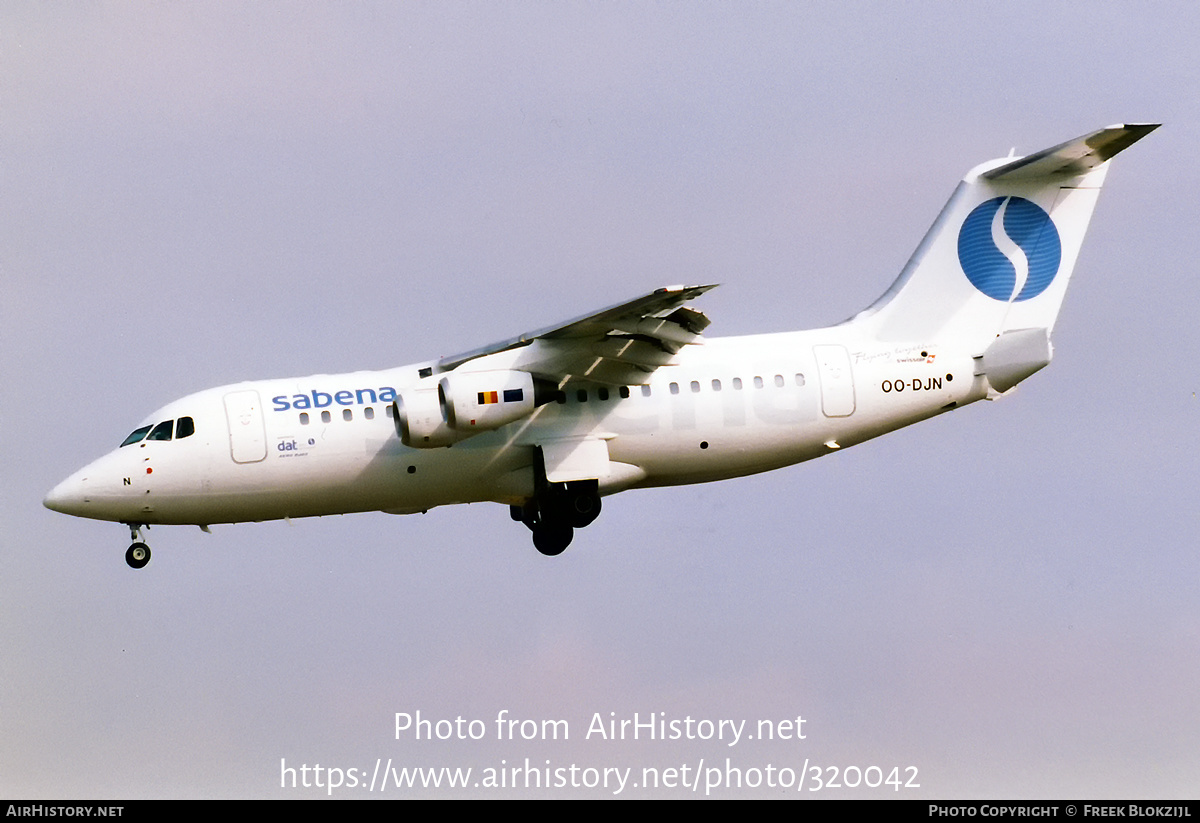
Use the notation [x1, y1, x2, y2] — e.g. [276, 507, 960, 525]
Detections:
[983, 123, 1159, 181]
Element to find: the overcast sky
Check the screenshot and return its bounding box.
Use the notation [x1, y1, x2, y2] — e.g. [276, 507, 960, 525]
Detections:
[3, 2, 1197, 798]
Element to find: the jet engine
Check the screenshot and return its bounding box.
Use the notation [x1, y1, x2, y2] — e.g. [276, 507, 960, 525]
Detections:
[393, 386, 458, 448]
[393, 370, 558, 448]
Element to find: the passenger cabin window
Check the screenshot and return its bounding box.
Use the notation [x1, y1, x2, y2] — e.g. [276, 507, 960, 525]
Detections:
[300, 413, 310, 425]
[321, 411, 331, 423]
[733, 377, 743, 390]
[343, 409, 353, 422]
[364, 407, 375, 420]
[619, 386, 630, 399]
[641, 385, 652, 397]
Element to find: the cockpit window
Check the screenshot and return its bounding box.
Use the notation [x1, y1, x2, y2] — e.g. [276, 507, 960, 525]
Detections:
[120, 425, 152, 447]
[120, 417, 195, 446]
[146, 420, 174, 441]
[176, 417, 195, 439]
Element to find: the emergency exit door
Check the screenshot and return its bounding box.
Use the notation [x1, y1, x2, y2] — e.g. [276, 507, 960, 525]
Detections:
[813, 344, 856, 417]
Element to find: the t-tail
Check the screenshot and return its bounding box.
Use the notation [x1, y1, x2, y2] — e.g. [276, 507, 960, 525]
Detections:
[855, 123, 1158, 392]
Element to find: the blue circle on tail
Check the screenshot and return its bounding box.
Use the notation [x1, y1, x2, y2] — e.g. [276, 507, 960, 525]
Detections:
[957, 197, 1061, 301]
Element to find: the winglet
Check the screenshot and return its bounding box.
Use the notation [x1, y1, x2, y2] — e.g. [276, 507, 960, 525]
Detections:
[982, 123, 1159, 181]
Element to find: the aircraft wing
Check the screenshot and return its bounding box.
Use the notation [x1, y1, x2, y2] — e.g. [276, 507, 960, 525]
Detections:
[437, 284, 718, 385]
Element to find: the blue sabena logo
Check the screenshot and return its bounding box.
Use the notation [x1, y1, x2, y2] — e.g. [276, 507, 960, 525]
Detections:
[957, 196, 1061, 301]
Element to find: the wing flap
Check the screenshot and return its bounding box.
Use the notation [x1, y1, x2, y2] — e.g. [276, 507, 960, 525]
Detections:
[589, 336, 678, 368]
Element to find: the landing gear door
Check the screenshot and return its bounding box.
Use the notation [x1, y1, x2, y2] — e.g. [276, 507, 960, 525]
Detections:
[541, 437, 611, 484]
[813, 344, 856, 418]
[224, 389, 268, 463]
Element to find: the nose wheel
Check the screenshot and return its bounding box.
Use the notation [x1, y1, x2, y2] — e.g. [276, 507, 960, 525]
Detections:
[125, 542, 151, 569]
[123, 523, 151, 569]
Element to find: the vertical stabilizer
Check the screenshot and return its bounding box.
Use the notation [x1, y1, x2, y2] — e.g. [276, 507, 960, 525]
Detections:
[857, 124, 1158, 352]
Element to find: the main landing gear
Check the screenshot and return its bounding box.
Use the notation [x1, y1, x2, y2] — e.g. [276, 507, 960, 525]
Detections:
[123, 523, 151, 569]
[511, 479, 602, 557]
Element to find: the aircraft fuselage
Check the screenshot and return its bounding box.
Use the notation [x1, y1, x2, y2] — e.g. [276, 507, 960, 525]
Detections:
[45, 328, 978, 529]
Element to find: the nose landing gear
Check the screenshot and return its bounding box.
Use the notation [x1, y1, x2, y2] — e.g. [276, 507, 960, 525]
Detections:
[123, 523, 151, 569]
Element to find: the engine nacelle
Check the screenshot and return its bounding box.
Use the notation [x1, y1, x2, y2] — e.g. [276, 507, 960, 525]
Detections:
[393, 387, 461, 448]
[394, 370, 557, 448]
[440, 370, 542, 432]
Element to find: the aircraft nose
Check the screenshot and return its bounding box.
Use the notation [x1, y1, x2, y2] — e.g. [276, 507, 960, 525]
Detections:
[43, 471, 90, 517]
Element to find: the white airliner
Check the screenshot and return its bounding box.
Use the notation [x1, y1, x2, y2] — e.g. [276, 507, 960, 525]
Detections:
[45, 124, 1158, 567]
